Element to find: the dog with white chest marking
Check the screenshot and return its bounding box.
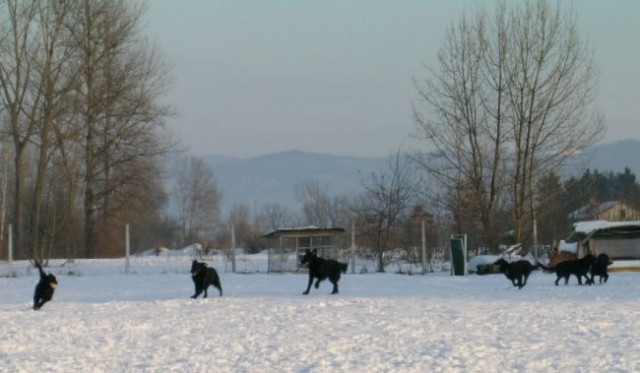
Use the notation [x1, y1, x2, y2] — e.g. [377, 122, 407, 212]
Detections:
[33, 262, 57, 310]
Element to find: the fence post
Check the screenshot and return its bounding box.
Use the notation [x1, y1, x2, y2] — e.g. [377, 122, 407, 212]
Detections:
[8, 223, 14, 277]
[350, 223, 356, 274]
[125, 224, 130, 274]
[231, 224, 236, 273]
[421, 220, 427, 274]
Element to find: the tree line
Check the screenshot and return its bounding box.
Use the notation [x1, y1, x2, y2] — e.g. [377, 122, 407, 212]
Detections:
[174, 159, 640, 274]
[0, 0, 173, 262]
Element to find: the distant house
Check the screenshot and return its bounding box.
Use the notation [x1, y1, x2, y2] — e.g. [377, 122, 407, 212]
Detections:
[544, 220, 640, 271]
[565, 221, 640, 269]
[569, 200, 640, 222]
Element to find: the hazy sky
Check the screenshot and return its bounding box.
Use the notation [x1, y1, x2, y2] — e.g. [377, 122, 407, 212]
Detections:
[144, 0, 640, 159]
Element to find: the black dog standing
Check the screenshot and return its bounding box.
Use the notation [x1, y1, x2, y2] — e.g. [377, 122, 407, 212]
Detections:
[300, 249, 348, 295]
[33, 262, 58, 310]
[190, 260, 223, 298]
[588, 253, 613, 284]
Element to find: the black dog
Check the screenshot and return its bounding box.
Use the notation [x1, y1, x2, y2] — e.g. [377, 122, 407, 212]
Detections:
[33, 262, 58, 310]
[587, 253, 613, 285]
[300, 249, 348, 295]
[190, 260, 222, 298]
[494, 258, 535, 289]
[539, 254, 595, 286]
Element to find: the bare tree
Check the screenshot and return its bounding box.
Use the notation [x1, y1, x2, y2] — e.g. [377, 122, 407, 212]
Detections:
[226, 203, 266, 253]
[296, 180, 331, 227]
[68, 0, 173, 257]
[27, 0, 79, 262]
[414, 0, 603, 249]
[0, 0, 173, 260]
[296, 180, 350, 228]
[504, 0, 603, 244]
[353, 152, 421, 272]
[0, 0, 40, 259]
[262, 203, 294, 231]
[173, 156, 222, 247]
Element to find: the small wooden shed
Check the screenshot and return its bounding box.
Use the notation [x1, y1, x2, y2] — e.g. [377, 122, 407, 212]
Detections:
[264, 226, 345, 273]
[560, 220, 640, 271]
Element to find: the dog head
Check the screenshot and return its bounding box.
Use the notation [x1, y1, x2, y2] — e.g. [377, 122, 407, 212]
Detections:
[190, 260, 207, 277]
[300, 249, 317, 267]
[582, 254, 596, 265]
[47, 273, 58, 289]
[493, 258, 510, 273]
[596, 253, 613, 266]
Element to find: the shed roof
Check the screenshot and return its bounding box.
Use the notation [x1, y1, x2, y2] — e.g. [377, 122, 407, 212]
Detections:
[263, 226, 345, 239]
[568, 220, 640, 241]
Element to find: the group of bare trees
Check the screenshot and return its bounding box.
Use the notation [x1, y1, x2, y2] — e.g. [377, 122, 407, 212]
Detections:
[0, 0, 172, 261]
[177, 0, 608, 265]
[168, 0, 610, 265]
[413, 0, 603, 251]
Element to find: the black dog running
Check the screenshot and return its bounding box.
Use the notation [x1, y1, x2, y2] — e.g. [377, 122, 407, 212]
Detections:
[300, 249, 348, 295]
[33, 262, 58, 310]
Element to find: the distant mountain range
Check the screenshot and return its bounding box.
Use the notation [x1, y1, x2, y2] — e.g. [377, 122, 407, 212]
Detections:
[573, 139, 640, 176]
[204, 150, 387, 215]
[204, 139, 640, 215]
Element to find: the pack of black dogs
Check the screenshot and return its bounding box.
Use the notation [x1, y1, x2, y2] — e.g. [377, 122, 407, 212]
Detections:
[495, 252, 613, 288]
[300, 249, 348, 295]
[537, 254, 595, 286]
[25, 251, 613, 309]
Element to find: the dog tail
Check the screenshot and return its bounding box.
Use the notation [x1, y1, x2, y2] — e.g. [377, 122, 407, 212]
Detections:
[340, 262, 348, 274]
[35, 261, 46, 277]
[534, 258, 554, 273]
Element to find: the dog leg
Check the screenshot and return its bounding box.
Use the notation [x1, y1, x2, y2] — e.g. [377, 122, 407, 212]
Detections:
[303, 275, 313, 295]
[192, 285, 203, 299]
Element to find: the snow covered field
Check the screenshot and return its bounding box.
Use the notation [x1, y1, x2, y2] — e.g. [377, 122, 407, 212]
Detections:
[1, 255, 640, 372]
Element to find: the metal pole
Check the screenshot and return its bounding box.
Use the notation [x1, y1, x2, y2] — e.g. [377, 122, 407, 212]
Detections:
[421, 220, 427, 274]
[125, 224, 130, 274]
[8, 223, 13, 277]
[231, 224, 236, 273]
[533, 218, 538, 259]
[351, 222, 356, 274]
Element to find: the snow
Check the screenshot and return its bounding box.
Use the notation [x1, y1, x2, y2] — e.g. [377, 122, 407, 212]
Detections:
[558, 240, 579, 254]
[573, 220, 640, 234]
[2, 254, 640, 372]
[467, 255, 498, 273]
